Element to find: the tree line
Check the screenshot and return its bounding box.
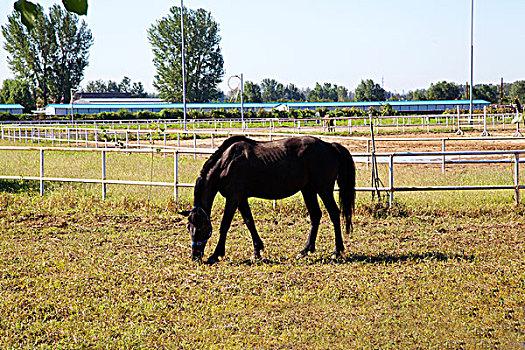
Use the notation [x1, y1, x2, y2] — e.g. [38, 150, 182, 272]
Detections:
[2, 3, 525, 114]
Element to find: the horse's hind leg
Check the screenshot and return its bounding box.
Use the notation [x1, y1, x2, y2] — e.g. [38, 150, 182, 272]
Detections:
[319, 191, 344, 258]
[238, 199, 264, 259]
[299, 188, 322, 257]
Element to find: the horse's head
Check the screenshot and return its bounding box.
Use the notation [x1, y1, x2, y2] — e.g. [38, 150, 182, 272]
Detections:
[184, 207, 212, 261]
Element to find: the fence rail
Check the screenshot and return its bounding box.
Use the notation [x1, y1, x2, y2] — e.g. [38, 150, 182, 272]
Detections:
[1, 146, 523, 206]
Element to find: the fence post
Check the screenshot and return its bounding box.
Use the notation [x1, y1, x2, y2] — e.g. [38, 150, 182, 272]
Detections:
[481, 106, 490, 137]
[389, 154, 394, 208]
[515, 153, 520, 206]
[442, 139, 446, 173]
[40, 149, 44, 196]
[514, 109, 523, 137]
[101, 150, 106, 200]
[174, 151, 179, 201]
[456, 106, 463, 135]
[366, 139, 371, 170]
[193, 133, 197, 160]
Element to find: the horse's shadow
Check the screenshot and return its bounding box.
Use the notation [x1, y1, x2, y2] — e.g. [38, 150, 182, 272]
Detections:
[331, 251, 475, 265]
[0, 180, 39, 194]
[235, 251, 475, 266]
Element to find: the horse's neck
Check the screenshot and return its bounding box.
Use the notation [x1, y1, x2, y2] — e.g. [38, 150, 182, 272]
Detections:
[194, 176, 218, 215]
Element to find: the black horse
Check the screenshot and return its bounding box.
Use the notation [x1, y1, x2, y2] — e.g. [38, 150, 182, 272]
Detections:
[183, 135, 356, 263]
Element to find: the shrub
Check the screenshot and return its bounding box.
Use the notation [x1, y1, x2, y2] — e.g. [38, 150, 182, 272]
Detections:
[117, 109, 133, 120]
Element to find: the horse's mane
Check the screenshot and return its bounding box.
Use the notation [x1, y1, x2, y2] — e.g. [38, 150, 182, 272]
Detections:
[200, 136, 257, 178]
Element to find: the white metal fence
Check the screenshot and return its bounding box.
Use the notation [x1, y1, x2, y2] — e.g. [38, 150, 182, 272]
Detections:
[1, 146, 523, 206]
[1, 111, 522, 137]
[2, 124, 525, 159]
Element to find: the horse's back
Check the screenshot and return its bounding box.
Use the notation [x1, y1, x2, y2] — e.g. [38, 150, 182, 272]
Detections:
[217, 136, 340, 199]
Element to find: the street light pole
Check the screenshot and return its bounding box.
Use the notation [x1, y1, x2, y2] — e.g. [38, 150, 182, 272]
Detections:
[240, 73, 244, 130]
[180, 0, 187, 131]
[469, 0, 474, 121]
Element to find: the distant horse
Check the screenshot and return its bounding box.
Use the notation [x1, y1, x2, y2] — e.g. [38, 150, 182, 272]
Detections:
[182, 135, 356, 263]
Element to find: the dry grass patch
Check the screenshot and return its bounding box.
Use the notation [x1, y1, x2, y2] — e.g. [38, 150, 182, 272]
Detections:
[1, 192, 524, 348]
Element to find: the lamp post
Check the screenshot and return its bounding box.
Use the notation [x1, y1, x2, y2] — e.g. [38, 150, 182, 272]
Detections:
[180, 0, 187, 131]
[70, 88, 77, 124]
[228, 74, 245, 130]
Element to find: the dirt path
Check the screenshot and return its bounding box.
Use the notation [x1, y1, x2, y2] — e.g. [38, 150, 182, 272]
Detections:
[163, 129, 525, 154]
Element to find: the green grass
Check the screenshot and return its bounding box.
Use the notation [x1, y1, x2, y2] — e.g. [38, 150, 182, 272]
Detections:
[1, 142, 525, 348]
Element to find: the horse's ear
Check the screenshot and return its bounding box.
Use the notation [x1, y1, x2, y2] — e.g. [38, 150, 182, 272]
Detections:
[179, 210, 191, 217]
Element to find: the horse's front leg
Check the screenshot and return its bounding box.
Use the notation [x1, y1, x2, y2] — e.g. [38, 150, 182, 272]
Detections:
[299, 188, 322, 257]
[207, 199, 238, 264]
[238, 199, 264, 259]
[319, 191, 344, 259]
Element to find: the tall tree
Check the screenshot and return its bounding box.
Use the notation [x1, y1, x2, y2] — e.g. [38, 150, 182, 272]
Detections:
[510, 81, 525, 106]
[84, 77, 148, 97]
[0, 78, 36, 112]
[354, 79, 386, 101]
[260, 78, 280, 102]
[336, 86, 349, 102]
[425, 81, 461, 100]
[243, 81, 262, 103]
[48, 5, 93, 103]
[148, 6, 224, 102]
[473, 84, 498, 103]
[2, 4, 93, 106]
[283, 83, 305, 101]
[308, 83, 340, 101]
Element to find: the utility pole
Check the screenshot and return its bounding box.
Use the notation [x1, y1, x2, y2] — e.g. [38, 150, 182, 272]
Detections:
[469, 0, 474, 121]
[500, 77, 504, 105]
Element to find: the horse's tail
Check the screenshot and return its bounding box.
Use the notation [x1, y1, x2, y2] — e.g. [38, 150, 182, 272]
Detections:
[332, 142, 356, 235]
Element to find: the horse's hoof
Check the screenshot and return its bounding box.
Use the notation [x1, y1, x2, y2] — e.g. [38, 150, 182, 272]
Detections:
[331, 252, 343, 261]
[252, 248, 263, 261]
[205, 255, 222, 265]
[297, 250, 309, 259]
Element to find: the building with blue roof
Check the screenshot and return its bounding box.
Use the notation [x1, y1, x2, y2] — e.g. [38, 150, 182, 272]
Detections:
[42, 100, 491, 116]
[0, 104, 24, 114]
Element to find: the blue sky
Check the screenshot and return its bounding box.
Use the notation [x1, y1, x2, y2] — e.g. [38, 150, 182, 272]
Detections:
[1, 0, 524, 95]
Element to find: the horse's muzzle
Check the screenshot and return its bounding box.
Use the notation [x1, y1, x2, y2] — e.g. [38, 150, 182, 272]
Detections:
[191, 246, 205, 261]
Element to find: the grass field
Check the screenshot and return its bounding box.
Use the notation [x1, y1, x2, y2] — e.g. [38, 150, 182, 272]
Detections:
[1, 143, 525, 348]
